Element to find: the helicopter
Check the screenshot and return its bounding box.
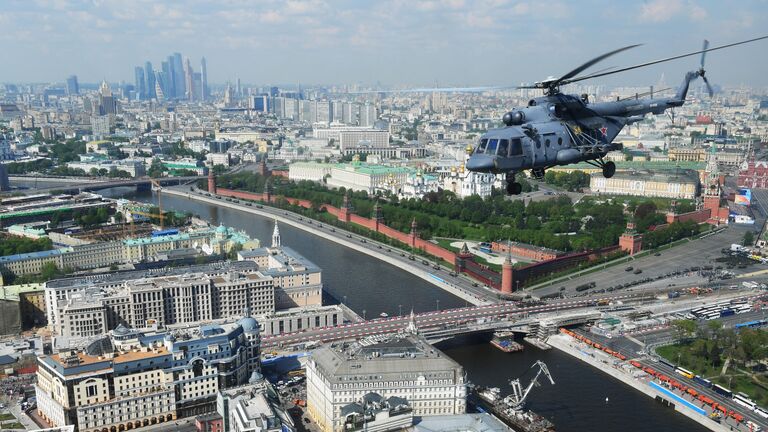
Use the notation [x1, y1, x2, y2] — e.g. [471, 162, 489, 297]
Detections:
[463, 36, 768, 195]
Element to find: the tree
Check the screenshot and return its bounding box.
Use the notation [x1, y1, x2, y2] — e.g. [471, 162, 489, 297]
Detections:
[148, 158, 165, 178]
[40, 262, 60, 280]
[743, 230, 755, 246]
[672, 319, 697, 340]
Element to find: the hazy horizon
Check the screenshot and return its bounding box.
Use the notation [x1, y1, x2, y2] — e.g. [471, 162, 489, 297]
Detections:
[2, 0, 768, 88]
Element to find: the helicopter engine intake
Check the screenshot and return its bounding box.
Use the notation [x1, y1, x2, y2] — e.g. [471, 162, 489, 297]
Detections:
[502, 111, 525, 126]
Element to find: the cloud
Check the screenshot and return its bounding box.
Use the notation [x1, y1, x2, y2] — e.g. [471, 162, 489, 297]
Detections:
[638, 0, 708, 23]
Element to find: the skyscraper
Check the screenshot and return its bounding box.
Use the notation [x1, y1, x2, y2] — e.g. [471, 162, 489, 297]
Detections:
[98, 80, 116, 115]
[172, 52, 186, 99]
[145, 61, 156, 100]
[65, 75, 79, 95]
[184, 57, 194, 100]
[134, 67, 145, 100]
[162, 60, 173, 97]
[200, 57, 209, 101]
[154, 71, 165, 101]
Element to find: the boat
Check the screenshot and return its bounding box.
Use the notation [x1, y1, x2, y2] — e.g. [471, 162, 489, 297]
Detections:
[491, 332, 524, 353]
[380, 312, 389, 318]
[471, 386, 555, 432]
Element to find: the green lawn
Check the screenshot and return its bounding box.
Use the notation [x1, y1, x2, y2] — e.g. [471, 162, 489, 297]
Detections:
[656, 343, 768, 406]
[0, 413, 16, 421]
[0, 421, 23, 429]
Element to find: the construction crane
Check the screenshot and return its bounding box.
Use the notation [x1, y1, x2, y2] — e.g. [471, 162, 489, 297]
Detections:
[506, 360, 555, 410]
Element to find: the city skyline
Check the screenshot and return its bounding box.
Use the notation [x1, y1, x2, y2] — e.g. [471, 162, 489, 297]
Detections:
[2, 0, 768, 88]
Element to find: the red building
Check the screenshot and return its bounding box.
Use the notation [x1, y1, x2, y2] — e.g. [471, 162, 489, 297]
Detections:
[737, 160, 768, 189]
[491, 240, 562, 261]
[195, 413, 223, 432]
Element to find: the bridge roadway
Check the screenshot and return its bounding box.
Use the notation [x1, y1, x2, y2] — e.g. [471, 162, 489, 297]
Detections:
[261, 292, 650, 349]
[10, 175, 204, 193]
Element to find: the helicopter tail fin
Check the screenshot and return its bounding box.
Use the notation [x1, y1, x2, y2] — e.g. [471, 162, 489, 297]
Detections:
[671, 71, 699, 106]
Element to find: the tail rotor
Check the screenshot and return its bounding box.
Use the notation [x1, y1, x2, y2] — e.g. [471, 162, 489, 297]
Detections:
[699, 39, 714, 97]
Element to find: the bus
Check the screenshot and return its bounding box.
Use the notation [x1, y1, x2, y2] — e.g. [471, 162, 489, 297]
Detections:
[658, 358, 676, 368]
[755, 407, 768, 419]
[735, 319, 768, 330]
[732, 393, 757, 411]
[712, 384, 733, 398]
[675, 367, 695, 379]
[693, 376, 712, 388]
[704, 311, 721, 320]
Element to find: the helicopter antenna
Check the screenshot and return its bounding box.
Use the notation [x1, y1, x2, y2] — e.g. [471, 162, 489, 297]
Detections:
[561, 35, 768, 86]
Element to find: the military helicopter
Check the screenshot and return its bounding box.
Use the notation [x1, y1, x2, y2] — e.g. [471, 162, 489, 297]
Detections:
[463, 36, 768, 195]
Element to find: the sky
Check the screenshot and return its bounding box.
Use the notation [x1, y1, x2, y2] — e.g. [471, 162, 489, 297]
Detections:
[2, 0, 768, 88]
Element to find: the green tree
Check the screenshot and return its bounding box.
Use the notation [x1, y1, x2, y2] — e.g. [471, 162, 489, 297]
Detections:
[148, 158, 165, 178]
[743, 230, 755, 246]
[672, 319, 697, 340]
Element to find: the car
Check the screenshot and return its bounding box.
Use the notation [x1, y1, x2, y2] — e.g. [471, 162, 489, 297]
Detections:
[625, 266, 634, 272]
[304, 418, 311, 424]
[245, 202, 252, 206]
[346, 234, 352, 238]
[408, 255, 415, 261]
[633, 269, 642, 274]
[654, 252, 661, 256]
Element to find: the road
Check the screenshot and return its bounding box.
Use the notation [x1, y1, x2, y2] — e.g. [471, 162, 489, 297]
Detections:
[535, 223, 759, 298]
[177, 185, 503, 304]
[572, 328, 767, 431]
[261, 291, 656, 348]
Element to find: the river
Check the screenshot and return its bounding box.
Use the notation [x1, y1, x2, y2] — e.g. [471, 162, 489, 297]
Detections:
[22, 182, 708, 432]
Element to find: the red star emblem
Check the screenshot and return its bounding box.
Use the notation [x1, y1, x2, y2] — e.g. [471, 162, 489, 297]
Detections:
[599, 126, 608, 136]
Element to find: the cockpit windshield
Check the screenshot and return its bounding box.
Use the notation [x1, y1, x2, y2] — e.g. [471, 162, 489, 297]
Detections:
[476, 139, 488, 154]
[486, 139, 498, 154]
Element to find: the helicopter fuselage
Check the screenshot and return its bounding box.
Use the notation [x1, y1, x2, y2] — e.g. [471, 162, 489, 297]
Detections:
[465, 70, 698, 178]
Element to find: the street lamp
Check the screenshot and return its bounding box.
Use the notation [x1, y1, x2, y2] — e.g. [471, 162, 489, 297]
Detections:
[343, 295, 347, 305]
[398, 305, 403, 317]
[362, 309, 367, 320]
[436, 299, 440, 311]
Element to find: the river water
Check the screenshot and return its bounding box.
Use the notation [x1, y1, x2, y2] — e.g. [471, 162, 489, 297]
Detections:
[28, 182, 708, 432]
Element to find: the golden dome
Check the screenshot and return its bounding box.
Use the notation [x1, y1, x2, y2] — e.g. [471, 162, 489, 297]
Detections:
[465, 145, 474, 154]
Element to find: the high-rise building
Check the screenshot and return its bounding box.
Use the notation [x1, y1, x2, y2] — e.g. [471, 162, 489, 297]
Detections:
[162, 60, 173, 97]
[200, 57, 209, 101]
[98, 80, 116, 115]
[360, 103, 377, 127]
[184, 58, 194, 100]
[172, 52, 186, 99]
[134, 66, 145, 100]
[144, 61, 156, 99]
[91, 115, 111, 137]
[65, 75, 79, 95]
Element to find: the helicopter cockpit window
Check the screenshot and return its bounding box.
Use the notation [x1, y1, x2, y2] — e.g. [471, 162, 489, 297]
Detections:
[498, 139, 509, 156]
[509, 139, 522, 156]
[486, 139, 498, 155]
[476, 139, 488, 154]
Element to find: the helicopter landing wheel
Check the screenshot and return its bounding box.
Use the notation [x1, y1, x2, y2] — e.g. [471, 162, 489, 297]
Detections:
[602, 161, 616, 178]
[506, 182, 522, 195]
[532, 168, 545, 180]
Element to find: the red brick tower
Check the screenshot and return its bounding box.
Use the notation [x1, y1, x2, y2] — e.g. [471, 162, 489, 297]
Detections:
[208, 171, 216, 194]
[373, 201, 383, 231]
[409, 218, 418, 247]
[338, 191, 352, 223]
[501, 251, 514, 294]
[619, 222, 643, 255]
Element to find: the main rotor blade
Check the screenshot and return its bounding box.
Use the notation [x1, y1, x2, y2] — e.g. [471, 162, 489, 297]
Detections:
[556, 44, 641, 84]
[347, 86, 511, 94]
[561, 35, 768, 86]
[702, 76, 714, 97]
[700, 39, 709, 69]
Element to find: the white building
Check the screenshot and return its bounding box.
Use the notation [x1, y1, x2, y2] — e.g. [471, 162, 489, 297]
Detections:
[289, 162, 333, 182]
[306, 329, 466, 432]
[313, 127, 389, 150]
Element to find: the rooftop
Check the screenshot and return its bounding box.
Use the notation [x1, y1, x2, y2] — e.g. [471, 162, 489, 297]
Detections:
[311, 333, 461, 383]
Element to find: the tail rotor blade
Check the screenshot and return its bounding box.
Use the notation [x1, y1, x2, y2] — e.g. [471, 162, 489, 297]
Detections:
[702, 76, 714, 97]
[700, 39, 709, 69]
